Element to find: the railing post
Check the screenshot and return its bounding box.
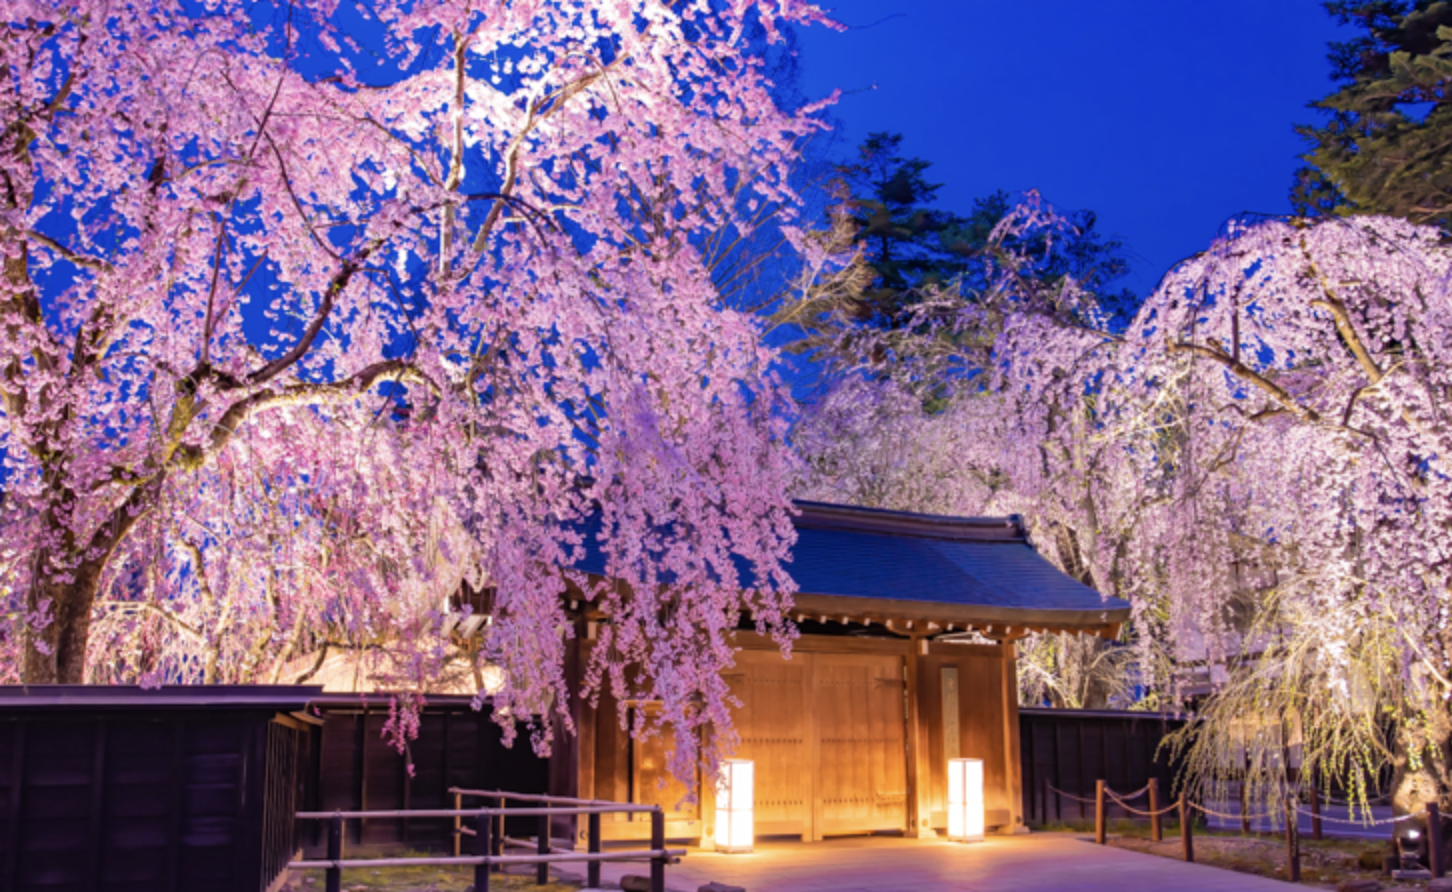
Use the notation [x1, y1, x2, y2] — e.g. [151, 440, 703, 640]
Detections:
[453, 791, 462, 858]
[650, 807, 666, 892]
[1284, 796, 1300, 882]
[494, 796, 505, 866]
[475, 808, 491, 892]
[1309, 779, 1322, 841]
[325, 813, 343, 892]
[1430, 801, 1444, 878]
[1149, 778, 1162, 843]
[1094, 780, 1106, 845]
[587, 811, 602, 889]
[537, 813, 550, 885]
[1179, 796, 1194, 863]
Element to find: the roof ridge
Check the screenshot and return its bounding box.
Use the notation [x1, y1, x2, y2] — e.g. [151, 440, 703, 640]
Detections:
[792, 500, 1025, 542]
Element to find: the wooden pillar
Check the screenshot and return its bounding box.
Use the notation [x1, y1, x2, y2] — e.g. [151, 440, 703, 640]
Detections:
[573, 629, 597, 849]
[549, 622, 586, 844]
[1000, 640, 1025, 833]
[802, 652, 820, 842]
[904, 636, 933, 838]
[698, 761, 718, 851]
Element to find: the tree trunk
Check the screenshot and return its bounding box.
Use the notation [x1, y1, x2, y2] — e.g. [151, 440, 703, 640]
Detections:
[1391, 702, 1452, 818]
[22, 560, 104, 683]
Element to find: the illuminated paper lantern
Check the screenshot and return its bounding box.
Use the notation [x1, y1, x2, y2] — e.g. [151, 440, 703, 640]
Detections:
[947, 758, 984, 842]
[714, 759, 755, 853]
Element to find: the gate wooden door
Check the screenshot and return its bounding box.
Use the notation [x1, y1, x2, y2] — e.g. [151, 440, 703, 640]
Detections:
[720, 649, 908, 840]
[724, 649, 810, 836]
[813, 653, 908, 835]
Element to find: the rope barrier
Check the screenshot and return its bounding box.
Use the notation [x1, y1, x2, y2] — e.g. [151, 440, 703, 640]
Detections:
[1291, 805, 1425, 827]
[1188, 801, 1276, 823]
[1104, 793, 1180, 818]
[1045, 784, 1099, 804]
[1106, 782, 1153, 802]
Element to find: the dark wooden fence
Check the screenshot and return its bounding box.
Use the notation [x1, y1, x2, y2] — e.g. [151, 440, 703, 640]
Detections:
[0, 685, 318, 892]
[1020, 706, 1188, 825]
[302, 696, 548, 855]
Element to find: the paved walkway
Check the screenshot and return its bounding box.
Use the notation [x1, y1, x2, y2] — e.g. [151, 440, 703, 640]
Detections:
[569, 832, 1296, 892]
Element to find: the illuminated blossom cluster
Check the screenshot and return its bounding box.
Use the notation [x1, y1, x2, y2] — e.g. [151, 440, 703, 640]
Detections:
[0, 0, 834, 774]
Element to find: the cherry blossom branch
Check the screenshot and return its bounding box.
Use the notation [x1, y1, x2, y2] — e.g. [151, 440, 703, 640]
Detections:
[1168, 338, 1322, 423]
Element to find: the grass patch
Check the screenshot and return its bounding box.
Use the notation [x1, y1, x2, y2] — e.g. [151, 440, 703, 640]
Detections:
[1030, 820, 1419, 889]
[282, 855, 581, 892]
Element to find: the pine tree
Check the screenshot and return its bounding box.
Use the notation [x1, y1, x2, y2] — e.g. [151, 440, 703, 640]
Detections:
[1294, 1, 1452, 225]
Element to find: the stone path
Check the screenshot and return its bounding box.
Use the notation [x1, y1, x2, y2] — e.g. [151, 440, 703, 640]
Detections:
[568, 832, 1297, 892]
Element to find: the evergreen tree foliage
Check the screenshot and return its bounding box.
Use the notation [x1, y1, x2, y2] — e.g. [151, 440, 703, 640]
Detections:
[1294, 1, 1452, 225]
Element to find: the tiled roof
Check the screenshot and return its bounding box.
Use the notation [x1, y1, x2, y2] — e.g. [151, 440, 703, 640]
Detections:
[571, 500, 1130, 629]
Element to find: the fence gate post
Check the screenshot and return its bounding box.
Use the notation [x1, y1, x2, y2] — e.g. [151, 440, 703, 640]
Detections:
[1284, 797, 1300, 882]
[475, 808, 491, 892]
[1149, 778, 1162, 843]
[650, 807, 666, 892]
[325, 813, 343, 892]
[1430, 801, 1444, 878]
[453, 791, 462, 858]
[1179, 797, 1194, 863]
[537, 813, 551, 885]
[1094, 780, 1106, 845]
[587, 811, 602, 889]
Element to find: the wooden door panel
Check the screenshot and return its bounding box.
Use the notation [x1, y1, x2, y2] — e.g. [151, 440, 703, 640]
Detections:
[814, 653, 906, 834]
[728, 650, 808, 835]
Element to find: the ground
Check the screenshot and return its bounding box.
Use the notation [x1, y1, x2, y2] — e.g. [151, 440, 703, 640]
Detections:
[282, 828, 1427, 891]
[281, 863, 579, 892]
[1093, 818, 1419, 891]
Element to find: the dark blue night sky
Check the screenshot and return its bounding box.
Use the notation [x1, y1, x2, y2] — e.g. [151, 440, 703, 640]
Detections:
[795, 1, 1353, 295]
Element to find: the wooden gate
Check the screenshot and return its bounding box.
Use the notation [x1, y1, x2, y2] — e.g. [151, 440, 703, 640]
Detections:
[721, 649, 907, 839]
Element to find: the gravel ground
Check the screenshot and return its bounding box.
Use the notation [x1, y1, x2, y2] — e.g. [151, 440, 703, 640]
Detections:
[1107, 828, 1423, 890]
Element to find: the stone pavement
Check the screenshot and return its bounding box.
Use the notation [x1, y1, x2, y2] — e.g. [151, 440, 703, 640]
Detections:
[567, 832, 1296, 892]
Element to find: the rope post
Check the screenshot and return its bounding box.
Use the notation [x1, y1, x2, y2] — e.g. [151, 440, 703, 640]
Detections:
[1430, 801, 1444, 879]
[650, 807, 666, 892]
[1284, 796, 1300, 883]
[475, 808, 491, 892]
[325, 813, 343, 892]
[1179, 796, 1194, 863]
[537, 813, 550, 885]
[1095, 780, 1106, 845]
[587, 811, 602, 889]
[1149, 778, 1162, 842]
[1309, 779, 1322, 841]
[453, 791, 462, 858]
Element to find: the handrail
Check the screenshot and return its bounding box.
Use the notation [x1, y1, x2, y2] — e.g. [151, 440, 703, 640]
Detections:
[449, 786, 628, 807]
[297, 805, 653, 818]
[293, 793, 674, 892]
[293, 848, 686, 869]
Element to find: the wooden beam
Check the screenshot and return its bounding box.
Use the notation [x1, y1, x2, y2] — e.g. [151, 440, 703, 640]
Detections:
[803, 653, 821, 842]
[904, 636, 934, 838]
[1000, 640, 1026, 834]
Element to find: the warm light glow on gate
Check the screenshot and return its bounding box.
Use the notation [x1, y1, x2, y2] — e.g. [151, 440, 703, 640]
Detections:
[947, 758, 984, 842]
[714, 759, 755, 853]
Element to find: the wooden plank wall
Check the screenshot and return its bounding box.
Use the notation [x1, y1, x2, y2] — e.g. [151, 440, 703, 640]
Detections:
[917, 641, 1020, 833]
[0, 710, 291, 892]
[1018, 708, 1187, 825]
[308, 701, 548, 854]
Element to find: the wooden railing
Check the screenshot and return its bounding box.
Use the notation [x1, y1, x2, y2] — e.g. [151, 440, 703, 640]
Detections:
[293, 792, 683, 892]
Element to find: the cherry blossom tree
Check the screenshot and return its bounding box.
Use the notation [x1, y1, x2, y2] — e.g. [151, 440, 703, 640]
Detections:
[791, 191, 1452, 810]
[1116, 216, 1452, 816]
[1, 0, 834, 774]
